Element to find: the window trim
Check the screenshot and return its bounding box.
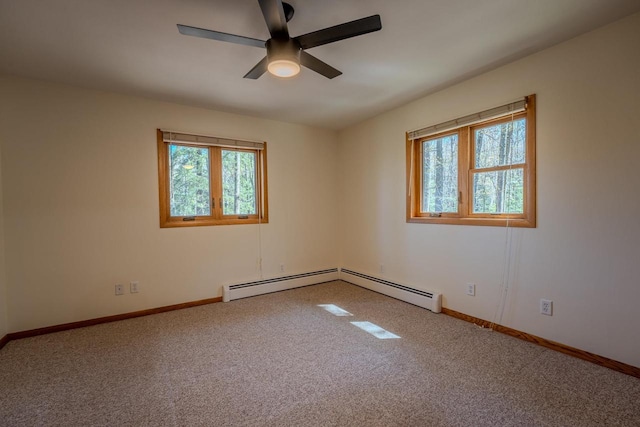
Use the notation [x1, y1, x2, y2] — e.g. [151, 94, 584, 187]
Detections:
[157, 129, 269, 228]
[406, 94, 536, 228]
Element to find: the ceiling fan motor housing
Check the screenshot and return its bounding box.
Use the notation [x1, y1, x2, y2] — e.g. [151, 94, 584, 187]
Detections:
[265, 38, 302, 77]
[266, 38, 301, 64]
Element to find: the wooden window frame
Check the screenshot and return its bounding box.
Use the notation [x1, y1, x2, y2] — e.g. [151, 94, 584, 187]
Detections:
[157, 130, 269, 228]
[406, 94, 536, 228]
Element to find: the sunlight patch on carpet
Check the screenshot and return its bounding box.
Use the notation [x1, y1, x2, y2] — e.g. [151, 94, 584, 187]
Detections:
[317, 304, 353, 316]
[350, 321, 400, 339]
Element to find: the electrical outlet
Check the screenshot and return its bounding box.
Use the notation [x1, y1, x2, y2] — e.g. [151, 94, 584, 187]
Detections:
[115, 284, 124, 296]
[540, 299, 553, 316]
[380, 264, 386, 274]
[466, 283, 475, 296]
[130, 281, 139, 293]
[280, 264, 285, 273]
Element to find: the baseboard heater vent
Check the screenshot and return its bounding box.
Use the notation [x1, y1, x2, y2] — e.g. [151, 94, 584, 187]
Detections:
[339, 268, 442, 313]
[223, 268, 339, 302]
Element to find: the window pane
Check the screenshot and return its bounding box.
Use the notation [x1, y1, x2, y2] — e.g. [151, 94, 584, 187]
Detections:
[421, 134, 458, 213]
[475, 118, 526, 169]
[169, 145, 211, 216]
[222, 150, 256, 215]
[472, 168, 524, 214]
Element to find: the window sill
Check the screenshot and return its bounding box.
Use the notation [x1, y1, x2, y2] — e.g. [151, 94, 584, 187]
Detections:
[407, 216, 535, 228]
[160, 217, 269, 228]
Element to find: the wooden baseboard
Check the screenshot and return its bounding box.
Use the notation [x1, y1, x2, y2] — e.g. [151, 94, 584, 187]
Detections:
[441, 307, 640, 379]
[0, 334, 9, 350]
[6, 296, 222, 341]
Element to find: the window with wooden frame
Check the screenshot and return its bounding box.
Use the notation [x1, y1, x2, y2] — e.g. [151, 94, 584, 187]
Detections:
[406, 94, 536, 227]
[157, 129, 268, 227]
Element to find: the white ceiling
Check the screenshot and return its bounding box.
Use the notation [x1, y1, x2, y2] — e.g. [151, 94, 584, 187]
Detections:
[1, 0, 639, 130]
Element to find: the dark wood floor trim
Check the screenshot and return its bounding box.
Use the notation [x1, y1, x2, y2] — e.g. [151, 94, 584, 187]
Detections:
[0, 334, 9, 350]
[441, 307, 640, 379]
[6, 296, 222, 341]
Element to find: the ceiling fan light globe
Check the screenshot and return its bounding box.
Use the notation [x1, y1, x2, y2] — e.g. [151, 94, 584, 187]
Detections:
[268, 59, 300, 78]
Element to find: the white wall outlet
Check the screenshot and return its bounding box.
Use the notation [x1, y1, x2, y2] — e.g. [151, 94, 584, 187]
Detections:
[115, 284, 124, 296]
[380, 264, 386, 274]
[540, 299, 553, 316]
[130, 281, 139, 293]
[465, 283, 476, 296]
[280, 263, 285, 273]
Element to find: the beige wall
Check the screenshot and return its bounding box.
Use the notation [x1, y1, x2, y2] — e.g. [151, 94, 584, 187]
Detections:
[0, 77, 339, 332]
[338, 13, 640, 368]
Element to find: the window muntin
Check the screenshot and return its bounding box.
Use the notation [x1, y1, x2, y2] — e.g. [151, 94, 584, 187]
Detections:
[158, 130, 268, 227]
[407, 95, 535, 227]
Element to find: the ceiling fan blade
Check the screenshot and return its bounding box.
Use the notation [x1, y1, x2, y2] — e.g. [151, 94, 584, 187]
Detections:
[258, 0, 289, 38]
[300, 51, 342, 79]
[243, 56, 269, 79]
[295, 15, 382, 50]
[177, 24, 266, 49]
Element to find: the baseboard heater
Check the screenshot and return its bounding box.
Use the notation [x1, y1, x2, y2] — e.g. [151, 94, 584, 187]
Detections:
[222, 268, 339, 302]
[339, 268, 442, 313]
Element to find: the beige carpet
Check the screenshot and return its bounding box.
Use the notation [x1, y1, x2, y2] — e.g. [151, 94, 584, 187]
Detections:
[1, 280, 639, 426]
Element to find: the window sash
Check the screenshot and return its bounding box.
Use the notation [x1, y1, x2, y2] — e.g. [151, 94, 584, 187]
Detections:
[220, 148, 258, 218]
[168, 144, 212, 218]
[419, 132, 460, 216]
[468, 112, 528, 218]
[168, 145, 261, 220]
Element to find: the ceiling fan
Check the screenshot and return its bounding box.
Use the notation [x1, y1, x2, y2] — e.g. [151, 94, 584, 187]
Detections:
[177, 0, 382, 79]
